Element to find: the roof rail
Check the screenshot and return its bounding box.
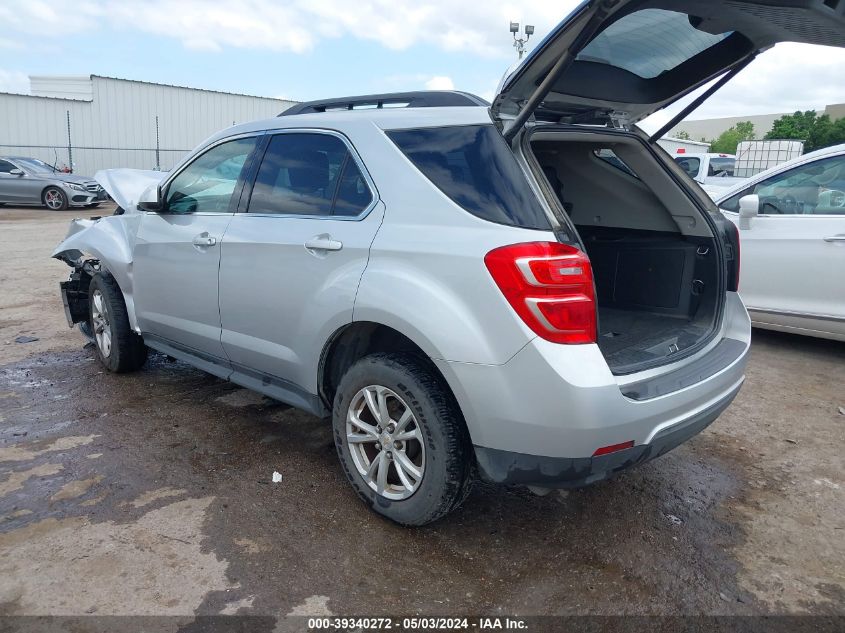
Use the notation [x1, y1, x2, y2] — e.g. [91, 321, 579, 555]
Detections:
[278, 91, 489, 116]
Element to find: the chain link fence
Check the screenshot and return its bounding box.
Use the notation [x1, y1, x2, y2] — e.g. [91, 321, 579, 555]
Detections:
[0, 144, 189, 177]
[1, 114, 191, 177]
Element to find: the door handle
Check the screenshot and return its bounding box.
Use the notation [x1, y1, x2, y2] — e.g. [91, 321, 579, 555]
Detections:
[192, 234, 217, 247]
[304, 236, 343, 252]
[823, 235, 845, 242]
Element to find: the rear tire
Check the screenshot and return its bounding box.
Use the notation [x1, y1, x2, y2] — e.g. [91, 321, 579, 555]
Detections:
[43, 187, 68, 210]
[88, 273, 147, 373]
[333, 352, 473, 526]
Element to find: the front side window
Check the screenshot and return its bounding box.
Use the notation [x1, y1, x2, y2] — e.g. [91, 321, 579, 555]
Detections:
[388, 124, 551, 230]
[165, 137, 258, 214]
[721, 155, 845, 215]
[675, 156, 701, 178]
[248, 133, 373, 217]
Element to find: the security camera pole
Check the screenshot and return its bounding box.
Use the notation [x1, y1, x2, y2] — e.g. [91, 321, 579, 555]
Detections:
[510, 22, 535, 60]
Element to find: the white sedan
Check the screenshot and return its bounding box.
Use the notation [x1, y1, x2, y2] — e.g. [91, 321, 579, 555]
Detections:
[714, 144, 845, 342]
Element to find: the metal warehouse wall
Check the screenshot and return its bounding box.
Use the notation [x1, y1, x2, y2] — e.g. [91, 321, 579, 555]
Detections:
[0, 75, 296, 176]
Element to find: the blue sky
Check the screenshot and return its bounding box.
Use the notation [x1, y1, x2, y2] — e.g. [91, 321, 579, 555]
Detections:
[2, 0, 845, 133]
[0, 0, 572, 103]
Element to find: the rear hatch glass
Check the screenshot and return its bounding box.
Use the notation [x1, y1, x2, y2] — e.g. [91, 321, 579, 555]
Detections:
[575, 8, 732, 79]
[493, 0, 845, 125]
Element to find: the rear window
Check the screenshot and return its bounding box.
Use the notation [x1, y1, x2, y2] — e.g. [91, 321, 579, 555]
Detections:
[708, 158, 736, 177]
[387, 125, 552, 230]
[675, 156, 701, 178]
[577, 9, 732, 79]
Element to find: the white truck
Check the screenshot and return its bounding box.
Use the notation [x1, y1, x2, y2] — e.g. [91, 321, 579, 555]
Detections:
[657, 136, 710, 155]
[673, 153, 747, 189]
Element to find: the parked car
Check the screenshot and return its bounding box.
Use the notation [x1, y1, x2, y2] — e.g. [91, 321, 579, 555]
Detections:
[0, 156, 106, 210]
[674, 153, 747, 189]
[715, 143, 845, 341]
[52, 0, 844, 525]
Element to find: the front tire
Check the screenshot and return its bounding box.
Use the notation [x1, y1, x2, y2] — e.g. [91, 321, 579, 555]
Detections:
[43, 187, 68, 210]
[88, 273, 147, 373]
[333, 353, 473, 526]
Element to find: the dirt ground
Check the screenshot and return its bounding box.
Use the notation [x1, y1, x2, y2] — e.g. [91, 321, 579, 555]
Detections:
[0, 206, 843, 624]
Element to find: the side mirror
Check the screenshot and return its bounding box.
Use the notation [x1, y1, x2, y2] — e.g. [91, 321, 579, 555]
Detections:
[738, 194, 760, 218]
[137, 184, 163, 212]
[738, 194, 759, 230]
[9, 168, 24, 176]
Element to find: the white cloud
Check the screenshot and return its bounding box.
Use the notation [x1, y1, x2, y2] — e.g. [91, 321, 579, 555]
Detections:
[0, 0, 578, 57]
[0, 69, 29, 94]
[641, 42, 845, 133]
[425, 75, 455, 90]
[1, 2, 844, 120]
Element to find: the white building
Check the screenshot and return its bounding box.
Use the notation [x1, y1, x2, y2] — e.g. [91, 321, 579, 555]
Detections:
[667, 103, 845, 142]
[0, 75, 297, 176]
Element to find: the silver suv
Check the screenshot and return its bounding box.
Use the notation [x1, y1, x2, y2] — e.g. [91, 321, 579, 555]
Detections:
[53, 0, 844, 525]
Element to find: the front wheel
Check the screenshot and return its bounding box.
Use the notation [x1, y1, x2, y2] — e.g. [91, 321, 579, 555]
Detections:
[88, 273, 147, 373]
[43, 187, 68, 210]
[333, 353, 473, 526]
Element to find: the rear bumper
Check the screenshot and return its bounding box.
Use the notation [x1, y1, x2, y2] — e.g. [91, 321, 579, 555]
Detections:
[474, 378, 741, 487]
[435, 292, 751, 478]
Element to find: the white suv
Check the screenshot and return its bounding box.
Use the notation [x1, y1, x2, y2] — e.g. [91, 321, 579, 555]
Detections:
[54, 0, 845, 525]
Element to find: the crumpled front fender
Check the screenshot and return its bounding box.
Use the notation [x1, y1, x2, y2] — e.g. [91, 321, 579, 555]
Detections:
[52, 215, 140, 331]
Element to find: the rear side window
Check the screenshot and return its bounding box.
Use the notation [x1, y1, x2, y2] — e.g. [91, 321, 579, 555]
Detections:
[248, 133, 373, 217]
[388, 125, 551, 230]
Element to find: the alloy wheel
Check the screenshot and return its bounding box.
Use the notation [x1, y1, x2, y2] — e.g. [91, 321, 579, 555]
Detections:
[91, 289, 112, 358]
[44, 189, 64, 210]
[346, 385, 426, 500]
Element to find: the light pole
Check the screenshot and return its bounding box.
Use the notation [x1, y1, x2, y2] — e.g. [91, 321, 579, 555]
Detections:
[510, 22, 535, 60]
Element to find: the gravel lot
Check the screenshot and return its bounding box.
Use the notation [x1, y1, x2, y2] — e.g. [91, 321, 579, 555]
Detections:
[0, 205, 843, 622]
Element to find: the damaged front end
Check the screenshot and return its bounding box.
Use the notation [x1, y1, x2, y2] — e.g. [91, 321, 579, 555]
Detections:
[53, 212, 139, 340]
[59, 257, 101, 340]
[55, 219, 102, 335]
[52, 167, 158, 342]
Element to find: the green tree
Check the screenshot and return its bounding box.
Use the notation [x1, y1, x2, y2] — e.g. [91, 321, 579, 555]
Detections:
[766, 110, 845, 152]
[675, 130, 691, 140]
[709, 121, 756, 154]
[766, 110, 818, 142]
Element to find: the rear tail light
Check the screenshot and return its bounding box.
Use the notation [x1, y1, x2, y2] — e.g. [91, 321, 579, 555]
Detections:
[725, 222, 741, 292]
[484, 242, 596, 344]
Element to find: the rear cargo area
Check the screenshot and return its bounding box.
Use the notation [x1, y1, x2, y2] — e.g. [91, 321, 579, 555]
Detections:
[531, 130, 721, 374]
